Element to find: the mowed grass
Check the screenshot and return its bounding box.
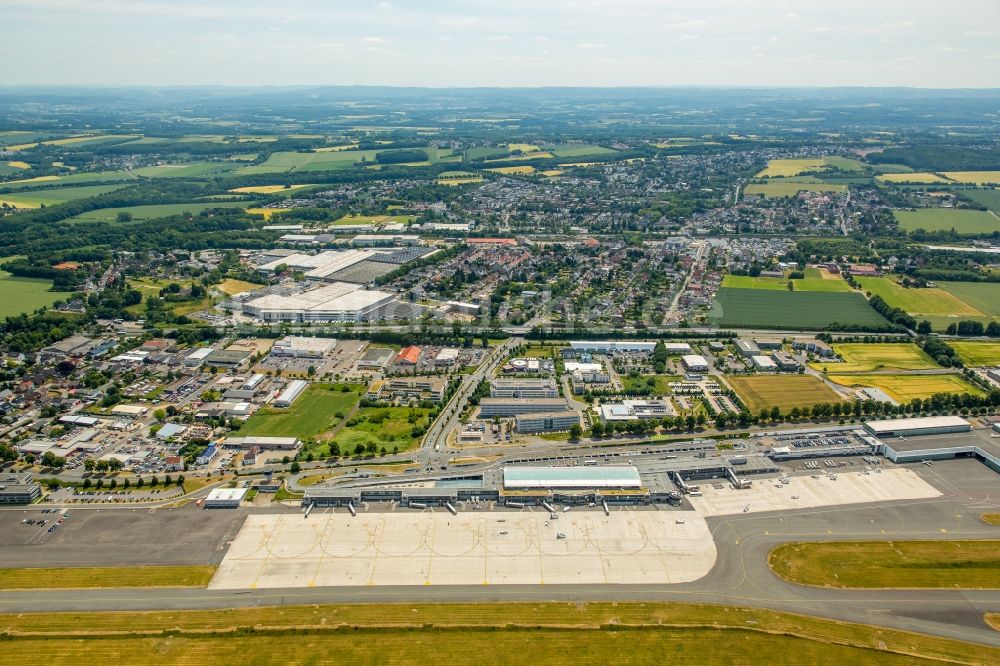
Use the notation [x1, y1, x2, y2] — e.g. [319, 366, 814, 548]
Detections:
[0, 271, 61, 317]
[938, 281, 1000, 318]
[769, 541, 1000, 589]
[722, 273, 851, 293]
[0, 184, 127, 208]
[948, 341, 1000, 366]
[0, 565, 216, 590]
[241, 383, 362, 438]
[1, 602, 993, 665]
[818, 343, 938, 373]
[826, 373, 983, 402]
[744, 181, 847, 198]
[709, 288, 887, 329]
[856, 276, 983, 320]
[72, 201, 246, 221]
[894, 208, 1000, 234]
[724, 375, 843, 413]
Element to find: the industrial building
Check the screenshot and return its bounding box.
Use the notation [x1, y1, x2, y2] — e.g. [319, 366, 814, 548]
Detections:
[568, 340, 656, 354]
[224, 436, 301, 450]
[396, 345, 422, 365]
[242, 282, 396, 323]
[274, 380, 309, 407]
[155, 423, 186, 441]
[663, 343, 693, 355]
[381, 377, 447, 402]
[184, 347, 213, 367]
[270, 336, 338, 358]
[0, 472, 41, 504]
[515, 410, 580, 433]
[864, 415, 971, 438]
[445, 301, 481, 316]
[490, 378, 559, 399]
[681, 354, 709, 373]
[204, 349, 252, 369]
[503, 466, 642, 489]
[479, 397, 570, 417]
[599, 399, 674, 423]
[735, 339, 760, 358]
[750, 355, 778, 371]
[434, 348, 460, 366]
[204, 487, 247, 508]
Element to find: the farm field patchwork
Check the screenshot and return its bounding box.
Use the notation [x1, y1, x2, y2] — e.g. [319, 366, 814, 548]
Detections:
[0, 184, 128, 208]
[937, 281, 1000, 319]
[0, 170, 135, 189]
[545, 144, 618, 158]
[855, 276, 984, 329]
[826, 373, 983, 402]
[743, 181, 847, 198]
[940, 171, 1000, 186]
[961, 188, 1000, 214]
[876, 172, 952, 184]
[894, 208, 1000, 234]
[723, 375, 844, 413]
[722, 272, 851, 293]
[755, 157, 827, 178]
[72, 201, 247, 221]
[133, 162, 238, 178]
[486, 165, 535, 174]
[240, 383, 362, 439]
[0, 271, 61, 318]
[709, 288, 887, 329]
[948, 341, 1000, 366]
[769, 541, 1000, 589]
[815, 343, 938, 373]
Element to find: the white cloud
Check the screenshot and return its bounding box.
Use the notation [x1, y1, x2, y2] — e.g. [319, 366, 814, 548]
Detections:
[576, 42, 606, 49]
[363, 36, 385, 44]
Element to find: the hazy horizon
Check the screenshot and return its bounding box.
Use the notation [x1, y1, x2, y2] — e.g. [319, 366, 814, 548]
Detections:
[2, 0, 998, 88]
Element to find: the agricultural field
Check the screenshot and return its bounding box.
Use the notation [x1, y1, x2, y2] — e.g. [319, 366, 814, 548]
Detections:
[133, 162, 238, 178]
[0, 169, 135, 189]
[229, 184, 316, 194]
[938, 281, 1000, 319]
[815, 343, 938, 373]
[940, 171, 1000, 186]
[876, 172, 952, 184]
[948, 341, 1000, 366]
[240, 383, 362, 439]
[508, 143, 540, 152]
[72, 201, 247, 221]
[0, 602, 994, 666]
[755, 157, 827, 178]
[961, 188, 1000, 214]
[826, 373, 983, 402]
[722, 270, 850, 293]
[769, 541, 1000, 589]
[545, 144, 618, 158]
[0, 184, 128, 208]
[0, 271, 61, 317]
[336, 405, 435, 454]
[487, 165, 535, 175]
[709, 288, 887, 329]
[894, 208, 1000, 234]
[437, 170, 483, 185]
[331, 213, 413, 225]
[5, 133, 140, 151]
[724, 375, 843, 413]
[855, 276, 985, 329]
[721, 274, 789, 290]
[743, 181, 847, 198]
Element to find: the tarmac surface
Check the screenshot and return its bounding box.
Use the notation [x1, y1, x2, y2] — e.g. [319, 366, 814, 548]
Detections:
[1, 458, 999, 647]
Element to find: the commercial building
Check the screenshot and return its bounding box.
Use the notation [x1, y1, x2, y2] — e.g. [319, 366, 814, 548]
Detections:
[434, 348, 460, 366]
[568, 340, 656, 354]
[599, 399, 674, 423]
[750, 355, 778, 371]
[502, 466, 642, 489]
[269, 336, 337, 358]
[382, 377, 447, 402]
[771, 351, 801, 371]
[196, 445, 219, 466]
[396, 345, 422, 365]
[204, 349, 252, 369]
[257, 249, 381, 279]
[864, 415, 971, 438]
[663, 343, 693, 355]
[735, 339, 760, 358]
[59, 414, 99, 427]
[155, 423, 187, 441]
[274, 380, 309, 408]
[224, 436, 301, 450]
[110, 404, 148, 418]
[0, 472, 42, 504]
[515, 410, 581, 434]
[242, 282, 395, 323]
[754, 338, 783, 350]
[445, 301, 481, 316]
[681, 354, 709, 373]
[490, 378, 559, 399]
[357, 347, 394, 369]
[204, 487, 247, 508]
[184, 347, 214, 367]
[479, 397, 570, 417]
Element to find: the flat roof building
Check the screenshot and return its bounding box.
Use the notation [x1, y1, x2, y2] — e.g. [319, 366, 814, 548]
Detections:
[515, 411, 580, 434]
[0, 472, 41, 504]
[490, 378, 559, 399]
[503, 466, 642, 489]
[204, 487, 247, 508]
[750, 355, 778, 371]
[274, 380, 309, 408]
[735, 339, 760, 358]
[568, 341, 656, 354]
[864, 415, 971, 438]
[480, 397, 570, 417]
[681, 354, 709, 373]
[242, 282, 395, 323]
[270, 336, 337, 358]
[224, 436, 301, 450]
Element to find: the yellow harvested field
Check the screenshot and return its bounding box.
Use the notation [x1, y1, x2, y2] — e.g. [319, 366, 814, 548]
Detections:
[486, 152, 553, 162]
[508, 143, 540, 152]
[487, 166, 535, 175]
[0, 175, 60, 185]
[541, 169, 564, 176]
[755, 158, 827, 178]
[245, 207, 288, 220]
[876, 172, 951, 184]
[940, 171, 1000, 186]
[826, 373, 983, 402]
[228, 184, 314, 194]
[216, 279, 264, 296]
[6, 161, 30, 169]
[313, 144, 359, 152]
[0, 565, 216, 590]
[813, 343, 937, 373]
[437, 177, 483, 185]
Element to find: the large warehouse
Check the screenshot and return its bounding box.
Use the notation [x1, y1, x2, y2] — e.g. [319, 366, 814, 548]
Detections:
[569, 340, 656, 354]
[204, 487, 248, 509]
[242, 282, 395, 322]
[503, 466, 642, 489]
[864, 415, 971, 438]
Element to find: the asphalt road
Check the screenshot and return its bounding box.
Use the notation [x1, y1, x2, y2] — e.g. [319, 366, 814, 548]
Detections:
[3, 460, 1000, 648]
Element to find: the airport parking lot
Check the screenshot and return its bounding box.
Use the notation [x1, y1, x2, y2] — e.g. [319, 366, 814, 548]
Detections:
[210, 511, 717, 588]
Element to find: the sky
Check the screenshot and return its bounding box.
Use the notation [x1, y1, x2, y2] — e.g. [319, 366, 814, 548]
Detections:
[2, 0, 999, 88]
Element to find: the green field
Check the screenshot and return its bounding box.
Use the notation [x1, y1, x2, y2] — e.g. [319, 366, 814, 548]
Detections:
[72, 201, 247, 222]
[709, 288, 887, 329]
[0, 184, 127, 208]
[133, 162, 238, 178]
[894, 208, 1000, 234]
[241, 383, 362, 438]
[961, 188, 1000, 214]
[818, 343, 938, 373]
[948, 341, 1000, 366]
[723, 271, 851, 293]
[0, 566, 216, 590]
[0, 271, 61, 318]
[0, 601, 995, 666]
[545, 144, 618, 158]
[335, 405, 434, 454]
[0, 169, 136, 190]
[769, 541, 1000, 589]
[723, 375, 843, 413]
[826, 373, 983, 402]
[937, 281, 1000, 318]
[621, 374, 684, 395]
[856, 276, 985, 330]
[234, 148, 433, 174]
[743, 181, 847, 198]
